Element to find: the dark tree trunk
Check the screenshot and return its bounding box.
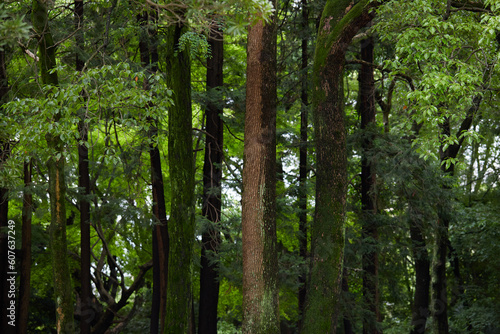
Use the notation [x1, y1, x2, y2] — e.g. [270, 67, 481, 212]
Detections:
[149, 130, 169, 334]
[241, 1, 280, 332]
[75, 1, 93, 333]
[301, 1, 376, 332]
[137, 9, 169, 334]
[32, 1, 74, 332]
[432, 94, 481, 334]
[17, 161, 32, 334]
[297, 0, 309, 330]
[0, 48, 13, 334]
[165, 20, 195, 334]
[198, 25, 224, 334]
[409, 210, 430, 334]
[358, 36, 381, 334]
[342, 265, 354, 334]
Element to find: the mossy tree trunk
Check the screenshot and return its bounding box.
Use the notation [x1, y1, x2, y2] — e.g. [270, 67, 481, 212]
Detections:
[32, 1, 74, 333]
[0, 47, 12, 334]
[165, 21, 195, 334]
[358, 36, 381, 334]
[297, 0, 309, 330]
[199, 25, 224, 334]
[301, 1, 375, 333]
[241, 1, 280, 332]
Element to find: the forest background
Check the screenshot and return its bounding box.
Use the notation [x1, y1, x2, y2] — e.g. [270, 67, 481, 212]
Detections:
[0, 0, 500, 333]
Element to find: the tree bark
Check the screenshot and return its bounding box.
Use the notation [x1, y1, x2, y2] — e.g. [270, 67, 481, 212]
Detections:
[17, 161, 32, 334]
[74, 1, 93, 333]
[198, 24, 224, 334]
[165, 20, 195, 334]
[32, 1, 74, 332]
[0, 47, 13, 334]
[136, 9, 170, 334]
[409, 208, 431, 334]
[301, 1, 375, 332]
[432, 95, 482, 334]
[358, 36, 381, 334]
[241, 1, 280, 332]
[298, 0, 309, 330]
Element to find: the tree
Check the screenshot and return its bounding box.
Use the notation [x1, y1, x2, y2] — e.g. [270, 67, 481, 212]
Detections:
[17, 161, 32, 334]
[165, 19, 196, 333]
[74, 1, 93, 333]
[198, 22, 224, 334]
[241, 0, 280, 332]
[301, 1, 375, 332]
[297, 0, 310, 329]
[358, 36, 381, 334]
[0, 46, 12, 334]
[32, 1, 74, 332]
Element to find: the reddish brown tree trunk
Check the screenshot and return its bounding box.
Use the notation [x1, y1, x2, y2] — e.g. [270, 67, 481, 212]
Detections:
[241, 2, 280, 332]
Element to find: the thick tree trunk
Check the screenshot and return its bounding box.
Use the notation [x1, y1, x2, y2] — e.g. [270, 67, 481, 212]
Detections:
[241, 1, 280, 332]
[75, 1, 93, 333]
[17, 161, 32, 334]
[165, 21, 195, 334]
[198, 25, 224, 334]
[32, 1, 74, 333]
[301, 1, 375, 332]
[0, 48, 12, 334]
[297, 0, 309, 330]
[358, 36, 381, 334]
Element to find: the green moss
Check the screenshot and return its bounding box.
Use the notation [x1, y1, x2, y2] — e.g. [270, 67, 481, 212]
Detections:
[32, 1, 73, 332]
[302, 0, 374, 332]
[165, 23, 196, 334]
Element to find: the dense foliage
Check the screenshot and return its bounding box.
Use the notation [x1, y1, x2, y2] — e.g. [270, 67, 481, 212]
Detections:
[0, 0, 499, 333]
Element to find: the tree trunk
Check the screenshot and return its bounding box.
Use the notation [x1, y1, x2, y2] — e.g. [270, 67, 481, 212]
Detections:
[358, 36, 381, 334]
[137, 9, 169, 334]
[198, 25, 224, 334]
[17, 161, 32, 334]
[74, 1, 93, 333]
[409, 209, 430, 334]
[165, 21, 195, 334]
[301, 1, 375, 332]
[241, 1, 280, 332]
[297, 0, 309, 330]
[32, 1, 74, 333]
[432, 95, 481, 334]
[342, 266, 354, 334]
[0, 47, 13, 334]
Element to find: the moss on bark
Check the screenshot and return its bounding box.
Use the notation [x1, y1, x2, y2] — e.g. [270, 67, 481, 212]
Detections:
[32, 1, 74, 333]
[165, 22, 195, 334]
[301, 0, 375, 333]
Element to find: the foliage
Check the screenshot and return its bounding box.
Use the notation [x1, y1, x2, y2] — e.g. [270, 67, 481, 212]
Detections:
[0, 0, 499, 333]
